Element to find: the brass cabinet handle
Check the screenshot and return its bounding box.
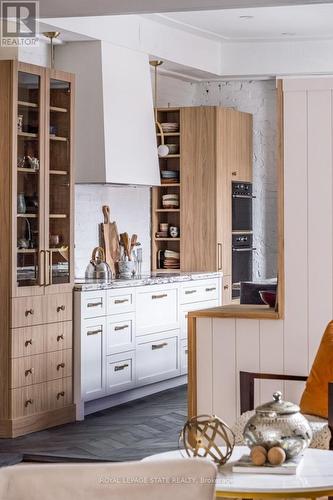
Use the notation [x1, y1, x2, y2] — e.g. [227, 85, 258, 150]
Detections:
[25, 339, 33, 346]
[25, 368, 34, 376]
[57, 334, 64, 342]
[217, 243, 222, 271]
[87, 301, 103, 308]
[185, 290, 197, 295]
[152, 294, 167, 300]
[25, 308, 34, 317]
[224, 284, 229, 290]
[56, 391, 65, 399]
[57, 305, 65, 312]
[114, 298, 129, 304]
[57, 362, 65, 370]
[205, 287, 216, 292]
[44, 250, 52, 286]
[114, 324, 129, 331]
[232, 171, 237, 176]
[38, 250, 45, 286]
[114, 363, 129, 372]
[152, 342, 168, 350]
[87, 329, 102, 336]
[25, 398, 33, 407]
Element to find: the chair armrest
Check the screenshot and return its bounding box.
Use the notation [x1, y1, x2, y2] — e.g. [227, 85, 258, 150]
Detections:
[240, 371, 308, 414]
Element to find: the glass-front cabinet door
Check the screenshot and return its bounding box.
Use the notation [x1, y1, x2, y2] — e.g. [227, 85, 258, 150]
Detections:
[15, 66, 45, 295]
[45, 70, 74, 292]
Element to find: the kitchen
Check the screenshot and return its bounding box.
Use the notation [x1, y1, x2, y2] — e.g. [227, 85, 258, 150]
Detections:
[1, 0, 331, 469]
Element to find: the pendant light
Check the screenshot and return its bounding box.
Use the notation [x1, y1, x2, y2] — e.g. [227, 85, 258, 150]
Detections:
[43, 31, 60, 68]
[149, 60, 169, 158]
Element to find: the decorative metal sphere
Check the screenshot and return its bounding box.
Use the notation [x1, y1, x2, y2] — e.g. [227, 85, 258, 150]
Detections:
[179, 414, 235, 466]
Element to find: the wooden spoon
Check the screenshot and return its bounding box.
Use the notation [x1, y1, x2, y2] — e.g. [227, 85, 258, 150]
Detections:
[130, 234, 138, 253]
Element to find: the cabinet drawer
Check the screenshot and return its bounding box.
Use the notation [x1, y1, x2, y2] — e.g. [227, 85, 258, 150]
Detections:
[11, 353, 46, 389]
[45, 293, 72, 323]
[81, 291, 107, 319]
[82, 317, 106, 401]
[180, 279, 219, 304]
[11, 377, 72, 418]
[180, 300, 219, 340]
[136, 286, 179, 335]
[180, 339, 188, 375]
[11, 293, 72, 328]
[11, 322, 72, 358]
[107, 290, 135, 314]
[106, 313, 135, 355]
[106, 351, 136, 394]
[136, 330, 180, 386]
[46, 349, 72, 381]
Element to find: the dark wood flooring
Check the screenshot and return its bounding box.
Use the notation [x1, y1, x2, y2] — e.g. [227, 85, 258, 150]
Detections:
[0, 385, 187, 462]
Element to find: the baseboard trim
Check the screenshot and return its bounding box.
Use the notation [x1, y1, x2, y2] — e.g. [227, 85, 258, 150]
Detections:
[84, 376, 187, 417]
[0, 405, 76, 438]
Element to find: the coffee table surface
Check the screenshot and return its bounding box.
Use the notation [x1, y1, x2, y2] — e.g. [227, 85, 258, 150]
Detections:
[143, 446, 333, 498]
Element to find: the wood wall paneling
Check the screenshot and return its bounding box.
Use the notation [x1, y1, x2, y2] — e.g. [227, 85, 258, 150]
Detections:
[259, 319, 284, 403]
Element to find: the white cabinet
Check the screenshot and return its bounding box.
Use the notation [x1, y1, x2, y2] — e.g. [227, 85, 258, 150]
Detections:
[106, 351, 136, 394]
[136, 284, 179, 335]
[136, 331, 180, 386]
[82, 317, 106, 401]
[75, 274, 222, 416]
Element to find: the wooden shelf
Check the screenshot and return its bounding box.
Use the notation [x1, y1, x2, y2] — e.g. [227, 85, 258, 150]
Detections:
[155, 209, 180, 213]
[159, 154, 180, 159]
[156, 268, 180, 273]
[49, 214, 67, 219]
[50, 106, 68, 113]
[50, 135, 68, 142]
[157, 107, 180, 112]
[49, 170, 68, 175]
[18, 131, 38, 139]
[155, 237, 180, 241]
[17, 167, 38, 174]
[157, 132, 180, 137]
[18, 101, 38, 109]
[160, 183, 180, 187]
[17, 248, 37, 253]
[17, 213, 37, 218]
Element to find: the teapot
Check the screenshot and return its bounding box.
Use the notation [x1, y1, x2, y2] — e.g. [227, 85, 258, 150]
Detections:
[85, 247, 111, 282]
[243, 391, 312, 458]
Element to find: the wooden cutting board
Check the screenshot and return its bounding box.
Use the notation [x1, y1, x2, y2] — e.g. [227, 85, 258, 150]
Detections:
[101, 205, 120, 277]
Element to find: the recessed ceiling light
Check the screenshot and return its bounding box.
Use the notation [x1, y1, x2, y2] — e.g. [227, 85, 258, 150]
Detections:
[239, 15, 254, 19]
[281, 32, 296, 36]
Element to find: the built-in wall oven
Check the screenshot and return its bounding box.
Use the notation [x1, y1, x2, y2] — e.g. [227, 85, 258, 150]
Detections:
[232, 182, 254, 231]
[232, 234, 256, 299]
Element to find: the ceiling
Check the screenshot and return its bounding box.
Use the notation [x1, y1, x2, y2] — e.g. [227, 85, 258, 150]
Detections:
[147, 3, 333, 42]
[38, 0, 333, 18]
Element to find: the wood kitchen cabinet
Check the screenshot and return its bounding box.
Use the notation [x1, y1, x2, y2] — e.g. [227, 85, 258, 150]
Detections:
[0, 61, 75, 437]
[180, 107, 252, 304]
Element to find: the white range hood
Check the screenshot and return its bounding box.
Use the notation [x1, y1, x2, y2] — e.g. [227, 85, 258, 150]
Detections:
[56, 41, 160, 186]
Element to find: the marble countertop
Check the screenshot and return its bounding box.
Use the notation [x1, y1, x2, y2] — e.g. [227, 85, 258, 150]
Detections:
[74, 271, 222, 291]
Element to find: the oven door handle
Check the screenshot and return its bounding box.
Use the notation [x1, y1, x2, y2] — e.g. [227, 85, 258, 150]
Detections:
[232, 194, 256, 199]
[232, 247, 257, 252]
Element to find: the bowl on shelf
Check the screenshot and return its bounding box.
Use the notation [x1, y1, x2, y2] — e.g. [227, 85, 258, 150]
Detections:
[161, 170, 178, 179]
[259, 290, 277, 308]
[162, 194, 179, 201]
[161, 122, 179, 133]
[162, 200, 179, 209]
[166, 143, 179, 154]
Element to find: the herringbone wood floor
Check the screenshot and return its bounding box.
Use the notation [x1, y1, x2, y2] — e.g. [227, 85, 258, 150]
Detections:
[0, 385, 187, 462]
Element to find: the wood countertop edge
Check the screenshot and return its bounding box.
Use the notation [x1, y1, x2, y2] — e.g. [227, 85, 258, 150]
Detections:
[188, 306, 280, 320]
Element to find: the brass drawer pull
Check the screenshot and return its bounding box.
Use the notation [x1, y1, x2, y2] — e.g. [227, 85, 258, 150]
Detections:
[57, 334, 64, 342]
[25, 368, 34, 376]
[224, 284, 229, 290]
[232, 171, 237, 176]
[114, 298, 129, 304]
[87, 329, 102, 336]
[87, 301, 103, 308]
[57, 362, 65, 370]
[25, 398, 33, 407]
[185, 290, 197, 295]
[205, 287, 216, 292]
[152, 342, 168, 350]
[25, 339, 33, 347]
[152, 294, 167, 300]
[114, 363, 129, 372]
[56, 391, 65, 399]
[57, 305, 66, 312]
[114, 324, 129, 331]
[25, 308, 34, 317]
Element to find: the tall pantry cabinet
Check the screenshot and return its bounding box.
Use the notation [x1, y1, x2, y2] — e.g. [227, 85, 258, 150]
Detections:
[0, 61, 75, 437]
